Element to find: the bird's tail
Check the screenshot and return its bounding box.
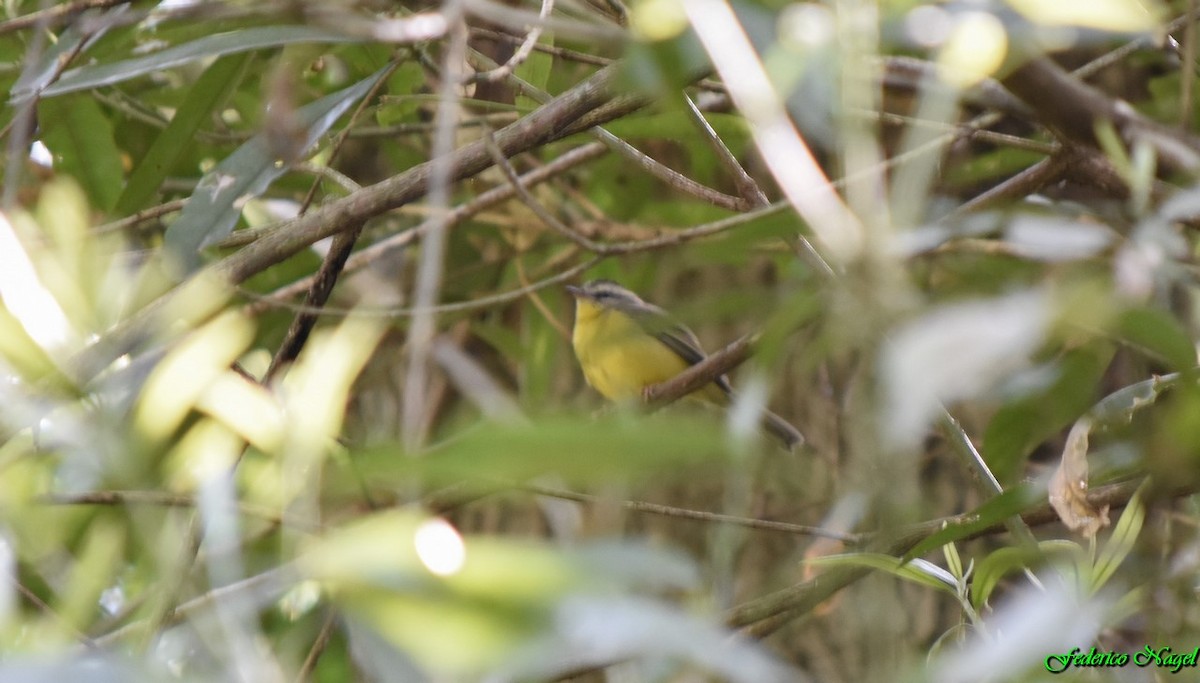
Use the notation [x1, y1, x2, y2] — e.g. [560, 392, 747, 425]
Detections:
[762, 409, 804, 451]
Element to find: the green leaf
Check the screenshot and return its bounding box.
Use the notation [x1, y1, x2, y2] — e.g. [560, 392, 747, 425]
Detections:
[902, 486, 1039, 562]
[1090, 483, 1146, 592]
[115, 53, 252, 215]
[38, 26, 357, 100]
[37, 95, 123, 211]
[805, 553, 959, 595]
[344, 411, 727, 493]
[983, 343, 1114, 483]
[1113, 307, 1196, 372]
[164, 66, 388, 274]
[970, 540, 1082, 612]
[941, 147, 1046, 190]
[9, 5, 123, 103]
[376, 61, 427, 126]
[514, 35, 555, 113]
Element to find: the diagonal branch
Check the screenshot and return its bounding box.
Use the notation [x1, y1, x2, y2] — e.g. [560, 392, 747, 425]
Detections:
[642, 334, 755, 408]
[1002, 57, 1200, 173]
[69, 63, 644, 382]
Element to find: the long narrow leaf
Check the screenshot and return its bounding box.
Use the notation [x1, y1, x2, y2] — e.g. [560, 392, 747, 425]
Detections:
[902, 486, 1038, 562]
[115, 54, 252, 215]
[164, 66, 388, 273]
[806, 553, 959, 595]
[1090, 482, 1146, 592]
[969, 540, 1082, 612]
[9, 6, 128, 103]
[38, 26, 356, 100]
[38, 94, 124, 211]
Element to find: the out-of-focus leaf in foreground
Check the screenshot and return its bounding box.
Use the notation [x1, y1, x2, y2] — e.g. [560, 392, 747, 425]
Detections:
[300, 508, 791, 680]
[881, 290, 1053, 449]
[37, 95, 124, 212]
[345, 411, 729, 492]
[0, 656, 156, 683]
[930, 575, 1116, 682]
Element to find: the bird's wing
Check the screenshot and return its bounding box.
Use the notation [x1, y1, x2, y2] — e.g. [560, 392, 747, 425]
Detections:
[624, 302, 735, 395]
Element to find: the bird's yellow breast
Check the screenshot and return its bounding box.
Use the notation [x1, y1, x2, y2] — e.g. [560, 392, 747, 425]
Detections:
[571, 299, 695, 401]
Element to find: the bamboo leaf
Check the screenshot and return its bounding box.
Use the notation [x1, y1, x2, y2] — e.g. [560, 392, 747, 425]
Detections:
[37, 94, 123, 211]
[164, 66, 387, 273]
[38, 26, 357, 99]
[115, 53, 252, 215]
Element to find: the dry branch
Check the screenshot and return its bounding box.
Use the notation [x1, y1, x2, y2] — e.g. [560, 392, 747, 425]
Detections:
[70, 63, 647, 382]
[1002, 57, 1200, 174]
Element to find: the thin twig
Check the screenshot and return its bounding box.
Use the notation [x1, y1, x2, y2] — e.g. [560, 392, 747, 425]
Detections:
[94, 199, 188, 234]
[466, 47, 749, 212]
[476, 0, 555, 83]
[682, 0, 864, 260]
[236, 201, 791, 318]
[240, 255, 603, 318]
[263, 62, 398, 379]
[592, 129, 752, 211]
[265, 221, 367, 379]
[516, 258, 572, 339]
[860, 108, 1057, 155]
[522, 482, 860, 542]
[242, 141, 611, 315]
[941, 152, 1069, 221]
[8, 575, 97, 648]
[402, 15, 470, 452]
[482, 128, 610, 251]
[727, 477, 1156, 635]
[140, 521, 203, 650]
[92, 565, 298, 648]
[295, 609, 338, 683]
[0, 0, 131, 35]
[1182, 1, 1197, 128]
[683, 92, 769, 207]
[461, 0, 626, 43]
[39, 490, 318, 530]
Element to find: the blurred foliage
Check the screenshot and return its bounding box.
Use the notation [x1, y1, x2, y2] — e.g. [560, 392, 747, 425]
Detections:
[1, 0, 1200, 682]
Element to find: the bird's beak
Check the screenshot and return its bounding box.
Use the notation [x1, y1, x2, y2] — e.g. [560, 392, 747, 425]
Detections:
[565, 285, 584, 299]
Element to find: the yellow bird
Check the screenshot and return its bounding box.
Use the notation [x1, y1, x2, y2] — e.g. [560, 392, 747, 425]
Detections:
[566, 279, 803, 450]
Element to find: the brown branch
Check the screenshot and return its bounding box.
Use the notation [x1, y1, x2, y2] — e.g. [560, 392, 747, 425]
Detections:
[295, 610, 338, 683]
[642, 333, 755, 408]
[591, 129, 752, 211]
[94, 199, 187, 235]
[243, 140, 611, 315]
[216, 62, 625, 271]
[483, 130, 611, 251]
[942, 152, 1070, 222]
[39, 490, 316, 530]
[1001, 57, 1200, 174]
[1182, 0, 1198, 128]
[521, 483, 860, 542]
[265, 221, 366, 379]
[68, 64, 641, 382]
[238, 199, 788, 319]
[882, 56, 1032, 120]
[684, 92, 769, 207]
[264, 62, 399, 380]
